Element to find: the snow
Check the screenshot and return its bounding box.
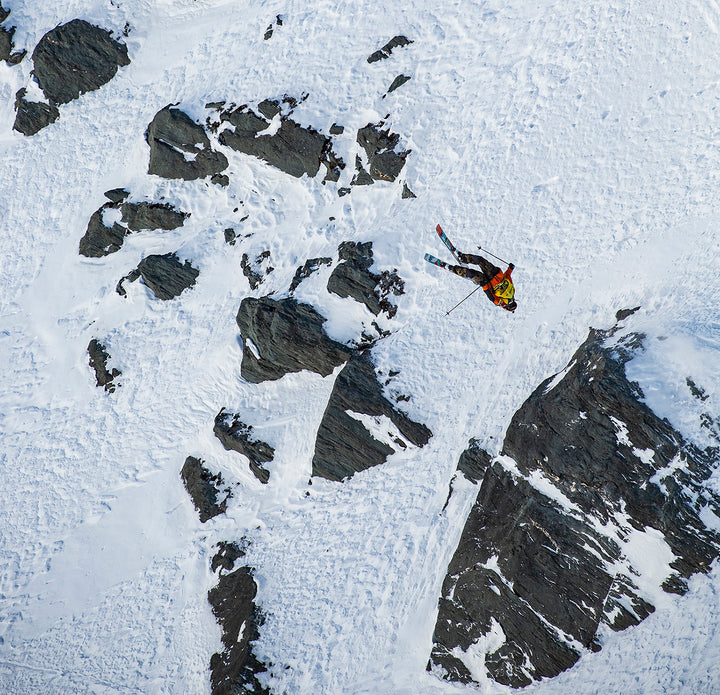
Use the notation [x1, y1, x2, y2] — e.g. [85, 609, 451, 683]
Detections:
[1, 0, 719, 693]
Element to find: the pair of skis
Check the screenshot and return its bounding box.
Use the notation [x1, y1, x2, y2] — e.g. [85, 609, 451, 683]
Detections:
[425, 224, 462, 270]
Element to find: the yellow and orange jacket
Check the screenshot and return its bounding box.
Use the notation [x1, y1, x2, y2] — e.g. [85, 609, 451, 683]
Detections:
[482, 266, 515, 308]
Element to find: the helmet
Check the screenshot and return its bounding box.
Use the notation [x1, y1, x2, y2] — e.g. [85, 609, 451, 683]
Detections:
[506, 300, 517, 313]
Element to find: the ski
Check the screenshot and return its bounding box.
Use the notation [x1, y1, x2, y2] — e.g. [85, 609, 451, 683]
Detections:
[424, 253, 449, 268]
[436, 224, 462, 264]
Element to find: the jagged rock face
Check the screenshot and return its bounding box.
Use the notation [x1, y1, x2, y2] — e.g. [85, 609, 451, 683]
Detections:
[218, 99, 344, 181]
[367, 35, 413, 63]
[327, 241, 404, 318]
[87, 339, 121, 392]
[236, 296, 353, 383]
[355, 122, 410, 183]
[213, 409, 275, 484]
[146, 106, 229, 180]
[431, 319, 720, 688]
[79, 193, 189, 257]
[180, 457, 230, 523]
[32, 19, 130, 105]
[116, 253, 199, 300]
[289, 256, 332, 293]
[312, 351, 432, 481]
[208, 561, 270, 695]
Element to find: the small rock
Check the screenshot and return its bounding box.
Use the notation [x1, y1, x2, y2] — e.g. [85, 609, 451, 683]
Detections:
[367, 35, 413, 63]
[387, 74, 411, 93]
[289, 256, 333, 293]
[213, 410, 275, 484]
[181, 456, 230, 523]
[87, 339, 121, 392]
[12, 88, 59, 136]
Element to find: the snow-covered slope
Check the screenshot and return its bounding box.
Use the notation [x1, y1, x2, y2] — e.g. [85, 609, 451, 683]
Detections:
[1, 0, 719, 693]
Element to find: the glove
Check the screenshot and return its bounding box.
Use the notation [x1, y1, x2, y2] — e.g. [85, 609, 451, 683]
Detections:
[509, 263, 515, 270]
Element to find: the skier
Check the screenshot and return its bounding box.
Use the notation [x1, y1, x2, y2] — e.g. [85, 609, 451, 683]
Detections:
[449, 251, 517, 313]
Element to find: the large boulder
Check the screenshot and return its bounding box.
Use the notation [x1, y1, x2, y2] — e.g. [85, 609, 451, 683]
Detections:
[430, 313, 720, 687]
[31, 19, 129, 105]
[116, 253, 199, 300]
[327, 241, 404, 317]
[218, 98, 344, 181]
[236, 296, 353, 383]
[79, 193, 189, 257]
[146, 106, 229, 180]
[312, 351, 432, 481]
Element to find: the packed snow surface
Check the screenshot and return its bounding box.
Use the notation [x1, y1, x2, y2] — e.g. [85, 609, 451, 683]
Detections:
[1, 0, 719, 693]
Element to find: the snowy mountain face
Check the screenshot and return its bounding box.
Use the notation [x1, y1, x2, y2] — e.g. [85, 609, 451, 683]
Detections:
[1, 2, 720, 695]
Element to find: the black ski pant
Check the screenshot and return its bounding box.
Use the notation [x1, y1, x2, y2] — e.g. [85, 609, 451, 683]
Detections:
[449, 253, 500, 286]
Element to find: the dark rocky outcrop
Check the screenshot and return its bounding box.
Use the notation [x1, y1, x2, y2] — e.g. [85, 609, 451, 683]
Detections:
[0, 4, 25, 65]
[387, 74, 411, 94]
[87, 339, 121, 392]
[430, 315, 720, 688]
[236, 296, 353, 383]
[217, 98, 344, 181]
[327, 241, 404, 318]
[312, 351, 432, 481]
[79, 195, 189, 257]
[367, 35, 413, 63]
[241, 250, 273, 290]
[146, 105, 229, 180]
[32, 19, 129, 105]
[208, 558, 271, 695]
[354, 122, 410, 183]
[116, 253, 199, 300]
[13, 88, 59, 136]
[456, 440, 492, 484]
[213, 409, 275, 484]
[289, 257, 332, 293]
[181, 456, 231, 522]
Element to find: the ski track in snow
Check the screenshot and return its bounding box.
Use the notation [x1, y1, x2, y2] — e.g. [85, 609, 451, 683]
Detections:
[1, 0, 719, 693]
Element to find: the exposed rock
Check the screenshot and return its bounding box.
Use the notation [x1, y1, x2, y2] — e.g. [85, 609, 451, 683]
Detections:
[211, 541, 246, 574]
[146, 105, 229, 180]
[213, 409, 275, 484]
[401, 182, 416, 199]
[79, 198, 188, 257]
[181, 456, 231, 523]
[120, 201, 189, 231]
[13, 88, 59, 136]
[241, 250, 273, 290]
[263, 14, 283, 40]
[456, 440, 492, 484]
[350, 155, 374, 186]
[218, 99, 344, 181]
[327, 241, 404, 317]
[367, 35, 413, 63]
[430, 317, 720, 688]
[387, 74, 411, 93]
[208, 562, 270, 695]
[355, 122, 410, 183]
[329, 123, 344, 135]
[0, 5, 25, 65]
[87, 339, 121, 392]
[32, 19, 130, 105]
[312, 351, 432, 481]
[289, 256, 333, 293]
[236, 296, 353, 383]
[117, 253, 199, 300]
[223, 228, 238, 245]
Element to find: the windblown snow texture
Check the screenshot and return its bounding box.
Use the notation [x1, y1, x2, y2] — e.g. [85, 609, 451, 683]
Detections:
[1, 1, 720, 695]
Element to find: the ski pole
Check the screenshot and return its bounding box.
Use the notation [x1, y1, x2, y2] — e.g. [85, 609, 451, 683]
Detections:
[477, 245, 511, 267]
[446, 284, 482, 315]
